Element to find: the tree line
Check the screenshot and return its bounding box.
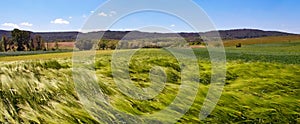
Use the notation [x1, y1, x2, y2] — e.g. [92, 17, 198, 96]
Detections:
[75, 38, 192, 50]
[0, 29, 200, 52]
[0, 29, 46, 52]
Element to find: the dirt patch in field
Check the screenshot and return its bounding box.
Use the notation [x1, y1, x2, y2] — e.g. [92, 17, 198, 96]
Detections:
[47, 42, 75, 49]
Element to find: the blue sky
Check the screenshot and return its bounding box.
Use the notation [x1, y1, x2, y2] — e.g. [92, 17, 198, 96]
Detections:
[1, 0, 299, 33]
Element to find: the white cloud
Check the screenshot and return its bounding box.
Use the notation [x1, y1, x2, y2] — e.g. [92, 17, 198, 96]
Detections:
[98, 11, 117, 17]
[69, 16, 73, 19]
[82, 14, 87, 18]
[98, 12, 108, 17]
[90, 11, 95, 14]
[170, 24, 176, 27]
[20, 22, 33, 27]
[2, 23, 20, 29]
[50, 18, 70, 24]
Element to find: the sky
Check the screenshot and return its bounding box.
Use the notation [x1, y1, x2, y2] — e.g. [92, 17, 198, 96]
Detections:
[0, 0, 300, 33]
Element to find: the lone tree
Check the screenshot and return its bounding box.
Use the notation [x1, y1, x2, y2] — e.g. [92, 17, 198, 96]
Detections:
[11, 29, 31, 51]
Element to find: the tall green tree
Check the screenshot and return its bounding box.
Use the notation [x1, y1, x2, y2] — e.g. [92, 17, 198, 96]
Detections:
[0, 36, 3, 52]
[29, 38, 35, 51]
[34, 35, 43, 50]
[2, 35, 9, 51]
[11, 29, 31, 51]
[23, 31, 31, 51]
[11, 29, 20, 50]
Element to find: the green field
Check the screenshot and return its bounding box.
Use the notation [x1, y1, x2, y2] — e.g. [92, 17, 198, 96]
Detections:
[0, 39, 299, 123]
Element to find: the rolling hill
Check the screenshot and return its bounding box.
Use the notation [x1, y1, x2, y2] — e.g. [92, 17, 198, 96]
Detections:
[0, 29, 297, 42]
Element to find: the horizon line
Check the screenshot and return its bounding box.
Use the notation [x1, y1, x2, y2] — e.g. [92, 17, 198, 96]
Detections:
[0, 28, 298, 35]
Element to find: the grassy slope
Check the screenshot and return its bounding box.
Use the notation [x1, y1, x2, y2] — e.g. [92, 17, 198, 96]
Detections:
[223, 35, 300, 47]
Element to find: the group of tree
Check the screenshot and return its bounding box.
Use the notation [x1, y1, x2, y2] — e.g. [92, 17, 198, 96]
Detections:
[75, 39, 94, 50]
[75, 39, 118, 50]
[75, 38, 187, 50]
[98, 39, 117, 50]
[0, 29, 46, 52]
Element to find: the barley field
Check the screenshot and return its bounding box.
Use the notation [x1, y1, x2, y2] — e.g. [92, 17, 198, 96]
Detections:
[0, 39, 299, 123]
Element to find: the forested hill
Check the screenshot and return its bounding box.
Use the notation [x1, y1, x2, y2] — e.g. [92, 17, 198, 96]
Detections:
[0, 29, 296, 42]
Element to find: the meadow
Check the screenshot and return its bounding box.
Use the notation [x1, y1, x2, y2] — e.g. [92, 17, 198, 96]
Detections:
[0, 37, 299, 123]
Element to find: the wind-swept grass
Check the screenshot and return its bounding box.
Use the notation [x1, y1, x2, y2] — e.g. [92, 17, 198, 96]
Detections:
[0, 60, 98, 123]
[0, 43, 299, 123]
